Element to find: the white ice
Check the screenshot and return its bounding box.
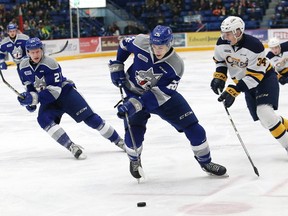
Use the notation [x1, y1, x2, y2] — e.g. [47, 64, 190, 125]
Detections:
[1, 51, 288, 216]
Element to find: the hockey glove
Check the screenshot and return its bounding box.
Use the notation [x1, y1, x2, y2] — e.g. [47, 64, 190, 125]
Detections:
[279, 74, 288, 85]
[26, 105, 37, 112]
[218, 85, 240, 108]
[108, 60, 126, 87]
[210, 72, 227, 95]
[0, 62, 7, 70]
[17, 92, 38, 106]
[117, 97, 143, 119]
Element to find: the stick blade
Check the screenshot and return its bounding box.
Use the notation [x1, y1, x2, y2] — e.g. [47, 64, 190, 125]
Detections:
[254, 166, 260, 177]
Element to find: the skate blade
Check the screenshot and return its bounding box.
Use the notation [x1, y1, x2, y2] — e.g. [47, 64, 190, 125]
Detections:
[206, 172, 229, 178]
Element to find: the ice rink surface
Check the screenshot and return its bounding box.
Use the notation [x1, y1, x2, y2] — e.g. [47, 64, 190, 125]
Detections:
[1, 50, 288, 216]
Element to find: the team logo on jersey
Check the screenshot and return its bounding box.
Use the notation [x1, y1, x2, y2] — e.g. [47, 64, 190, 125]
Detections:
[34, 76, 47, 92]
[12, 46, 23, 59]
[135, 68, 162, 90]
[226, 55, 248, 68]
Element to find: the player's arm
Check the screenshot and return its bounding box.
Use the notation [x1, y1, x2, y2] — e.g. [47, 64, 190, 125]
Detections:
[0, 45, 8, 70]
[108, 36, 135, 87]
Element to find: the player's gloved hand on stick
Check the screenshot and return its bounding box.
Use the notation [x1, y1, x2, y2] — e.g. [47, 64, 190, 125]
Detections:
[26, 105, 37, 112]
[218, 85, 240, 108]
[17, 92, 38, 106]
[210, 72, 227, 95]
[108, 60, 126, 87]
[117, 97, 143, 119]
[0, 62, 7, 70]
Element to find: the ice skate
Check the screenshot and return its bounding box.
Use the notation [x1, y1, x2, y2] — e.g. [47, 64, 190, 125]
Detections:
[115, 138, 126, 152]
[69, 143, 87, 160]
[201, 161, 227, 177]
[130, 159, 145, 180]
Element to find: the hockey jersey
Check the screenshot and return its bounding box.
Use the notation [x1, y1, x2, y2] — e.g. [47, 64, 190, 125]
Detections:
[0, 34, 29, 64]
[117, 34, 184, 111]
[213, 34, 273, 92]
[19, 55, 71, 105]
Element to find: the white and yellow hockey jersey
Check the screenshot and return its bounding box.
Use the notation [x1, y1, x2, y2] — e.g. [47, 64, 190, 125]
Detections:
[213, 34, 274, 92]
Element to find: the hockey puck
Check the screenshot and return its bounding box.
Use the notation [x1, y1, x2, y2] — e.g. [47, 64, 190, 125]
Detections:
[137, 202, 146, 207]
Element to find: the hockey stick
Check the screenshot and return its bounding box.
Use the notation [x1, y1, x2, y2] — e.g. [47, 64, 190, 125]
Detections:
[118, 86, 145, 182]
[48, 40, 68, 56]
[0, 70, 24, 99]
[218, 89, 259, 176]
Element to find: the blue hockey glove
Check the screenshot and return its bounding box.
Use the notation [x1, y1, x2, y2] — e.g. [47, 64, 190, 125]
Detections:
[17, 92, 38, 106]
[117, 97, 143, 119]
[26, 105, 37, 112]
[0, 62, 7, 70]
[108, 60, 126, 87]
[218, 85, 240, 108]
[210, 72, 227, 95]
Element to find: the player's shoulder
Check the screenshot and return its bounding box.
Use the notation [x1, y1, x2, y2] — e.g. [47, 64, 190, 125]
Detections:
[19, 57, 30, 69]
[42, 56, 59, 69]
[242, 34, 264, 53]
[266, 51, 275, 59]
[133, 34, 150, 48]
[0, 37, 10, 46]
[280, 41, 288, 51]
[17, 33, 29, 40]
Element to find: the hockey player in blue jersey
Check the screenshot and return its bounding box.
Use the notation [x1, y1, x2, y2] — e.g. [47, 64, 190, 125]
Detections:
[0, 23, 29, 78]
[266, 37, 288, 85]
[109, 25, 227, 179]
[211, 16, 288, 154]
[17, 37, 125, 159]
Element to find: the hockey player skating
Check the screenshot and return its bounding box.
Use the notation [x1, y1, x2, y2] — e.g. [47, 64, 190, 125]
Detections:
[211, 16, 288, 154]
[109, 25, 227, 180]
[17, 37, 125, 159]
[266, 37, 288, 85]
[0, 23, 29, 78]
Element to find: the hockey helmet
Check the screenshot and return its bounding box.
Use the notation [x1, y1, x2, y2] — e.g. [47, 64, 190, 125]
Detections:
[268, 37, 280, 48]
[150, 25, 173, 47]
[220, 16, 245, 35]
[7, 23, 17, 31]
[26, 37, 43, 51]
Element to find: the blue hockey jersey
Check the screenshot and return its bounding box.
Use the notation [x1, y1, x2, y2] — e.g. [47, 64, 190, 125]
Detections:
[117, 34, 184, 111]
[18, 55, 71, 105]
[0, 34, 29, 64]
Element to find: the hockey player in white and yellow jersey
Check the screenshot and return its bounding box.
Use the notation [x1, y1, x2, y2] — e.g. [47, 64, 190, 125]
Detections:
[210, 16, 288, 154]
[266, 37, 288, 85]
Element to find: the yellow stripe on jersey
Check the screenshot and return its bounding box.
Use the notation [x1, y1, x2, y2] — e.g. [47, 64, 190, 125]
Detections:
[270, 121, 286, 139]
[245, 70, 265, 82]
[280, 68, 288, 75]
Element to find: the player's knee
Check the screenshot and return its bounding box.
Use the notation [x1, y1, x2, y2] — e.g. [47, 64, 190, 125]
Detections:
[256, 104, 279, 129]
[84, 114, 103, 129]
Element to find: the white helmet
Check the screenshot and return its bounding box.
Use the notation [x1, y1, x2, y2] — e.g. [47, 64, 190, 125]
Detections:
[221, 16, 245, 35]
[268, 37, 280, 48]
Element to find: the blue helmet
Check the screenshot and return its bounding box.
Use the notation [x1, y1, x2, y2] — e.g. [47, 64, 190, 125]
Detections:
[26, 37, 43, 51]
[7, 23, 17, 31]
[150, 25, 173, 46]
